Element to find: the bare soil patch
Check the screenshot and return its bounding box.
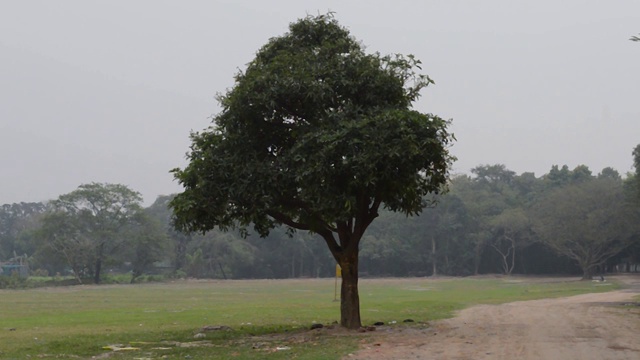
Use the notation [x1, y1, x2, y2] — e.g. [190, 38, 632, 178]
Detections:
[347, 274, 640, 360]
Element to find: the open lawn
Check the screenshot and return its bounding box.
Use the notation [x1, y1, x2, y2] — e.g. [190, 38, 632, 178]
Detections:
[0, 276, 621, 359]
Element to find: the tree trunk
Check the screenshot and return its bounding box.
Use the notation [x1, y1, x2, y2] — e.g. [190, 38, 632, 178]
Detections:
[581, 265, 594, 280]
[431, 235, 437, 276]
[174, 236, 189, 272]
[474, 241, 484, 275]
[508, 239, 516, 275]
[490, 240, 513, 275]
[94, 257, 102, 284]
[338, 248, 361, 329]
[61, 249, 83, 284]
[94, 243, 104, 284]
[130, 269, 142, 284]
[218, 261, 228, 280]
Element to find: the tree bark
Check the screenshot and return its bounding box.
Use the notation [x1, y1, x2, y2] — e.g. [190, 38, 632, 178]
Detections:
[218, 261, 228, 280]
[490, 240, 514, 275]
[299, 249, 304, 277]
[431, 235, 437, 276]
[281, 200, 378, 330]
[60, 248, 83, 284]
[474, 240, 484, 275]
[581, 265, 594, 280]
[94, 242, 104, 284]
[508, 237, 516, 275]
[174, 235, 190, 272]
[338, 248, 361, 329]
[94, 257, 102, 284]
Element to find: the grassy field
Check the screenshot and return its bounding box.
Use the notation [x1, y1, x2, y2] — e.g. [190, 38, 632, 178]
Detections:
[0, 276, 620, 359]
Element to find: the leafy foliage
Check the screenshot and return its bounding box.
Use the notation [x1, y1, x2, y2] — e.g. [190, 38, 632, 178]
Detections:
[170, 14, 454, 239]
[170, 14, 454, 328]
[0, 202, 46, 260]
[127, 212, 170, 283]
[3, 161, 640, 284]
[531, 178, 638, 279]
[39, 183, 145, 283]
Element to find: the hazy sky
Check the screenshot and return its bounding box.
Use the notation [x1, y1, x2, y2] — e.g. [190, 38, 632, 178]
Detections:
[1, 1, 639, 205]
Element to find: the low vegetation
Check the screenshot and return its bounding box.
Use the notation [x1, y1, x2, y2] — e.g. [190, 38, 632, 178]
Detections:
[0, 277, 620, 359]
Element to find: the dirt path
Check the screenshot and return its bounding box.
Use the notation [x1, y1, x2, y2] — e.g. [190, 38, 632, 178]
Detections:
[348, 275, 640, 360]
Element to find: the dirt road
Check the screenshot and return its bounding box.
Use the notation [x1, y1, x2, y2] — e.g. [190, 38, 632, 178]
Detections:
[348, 275, 640, 360]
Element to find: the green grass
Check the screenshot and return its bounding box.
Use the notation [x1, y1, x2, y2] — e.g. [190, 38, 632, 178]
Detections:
[0, 276, 621, 359]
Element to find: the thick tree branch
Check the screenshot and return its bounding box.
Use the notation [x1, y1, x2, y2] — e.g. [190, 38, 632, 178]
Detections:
[266, 210, 312, 231]
[267, 209, 342, 260]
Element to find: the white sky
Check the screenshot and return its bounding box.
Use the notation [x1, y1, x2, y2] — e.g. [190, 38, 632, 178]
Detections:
[1, 0, 639, 205]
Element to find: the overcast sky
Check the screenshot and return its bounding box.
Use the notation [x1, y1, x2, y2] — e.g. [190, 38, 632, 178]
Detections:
[1, 1, 639, 205]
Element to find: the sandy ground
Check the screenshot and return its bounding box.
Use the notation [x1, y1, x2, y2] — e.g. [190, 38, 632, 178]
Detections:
[347, 274, 640, 360]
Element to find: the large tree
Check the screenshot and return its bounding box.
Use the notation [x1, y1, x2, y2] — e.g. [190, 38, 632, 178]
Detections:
[41, 183, 144, 283]
[531, 178, 637, 279]
[171, 14, 454, 329]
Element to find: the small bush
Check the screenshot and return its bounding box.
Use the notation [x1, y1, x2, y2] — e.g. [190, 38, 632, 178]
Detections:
[131, 274, 166, 284]
[101, 274, 131, 284]
[173, 269, 187, 279]
[146, 274, 165, 282]
[30, 268, 49, 277]
[0, 273, 30, 289]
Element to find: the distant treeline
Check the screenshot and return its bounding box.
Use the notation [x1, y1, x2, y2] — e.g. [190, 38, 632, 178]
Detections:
[1, 162, 640, 284]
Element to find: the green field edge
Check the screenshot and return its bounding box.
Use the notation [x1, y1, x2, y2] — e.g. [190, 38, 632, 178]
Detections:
[0, 276, 626, 360]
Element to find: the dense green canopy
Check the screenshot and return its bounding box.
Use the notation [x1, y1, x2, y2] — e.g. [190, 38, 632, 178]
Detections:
[171, 14, 454, 328]
[171, 15, 453, 238]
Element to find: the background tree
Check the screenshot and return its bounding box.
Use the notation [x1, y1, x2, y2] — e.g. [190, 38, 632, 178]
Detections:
[570, 164, 593, 183]
[0, 202, 46, 261]
[394, 192, 473, 277]
[617, 145, 640, 273]
[531, 177, 637, 279]
[126, 211, 170, 283]
[545, 165, 572, 187]
[487, 208, 532, 275]
[461, 165, 519, 274]
[41, 183, 144, 284]
[632, 144, 640, 201]
[38, 210, 94, 283]
[146, 195, 192, 273]
[598, 167, 621, 181]
[170, 14, 454, 329]
[185, 232, 256, 279]
[360, 212, 423, 277]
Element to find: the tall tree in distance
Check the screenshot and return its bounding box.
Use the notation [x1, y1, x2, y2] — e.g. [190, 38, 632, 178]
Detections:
[127, 211, 170, 283]
[488, 208, 532, 275]
[531, 178, 636, 279]
[171, 14, 455, 329]
[146, 195, 192, 273]
[41, 183, 143, 284]
[0, 202, 46, 260]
